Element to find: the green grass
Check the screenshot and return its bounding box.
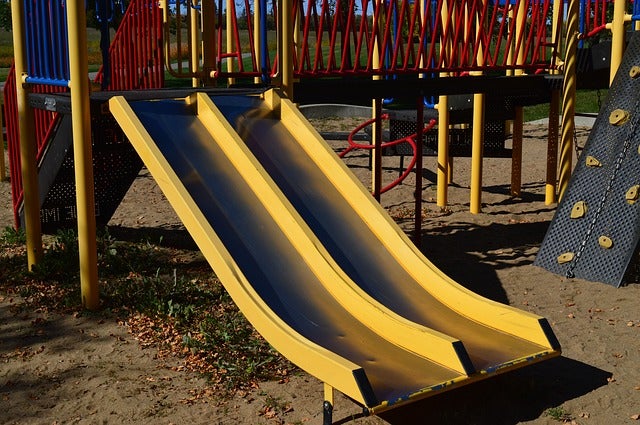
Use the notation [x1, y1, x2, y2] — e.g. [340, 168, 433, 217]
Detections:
[0, 30, 12, 69]
[524, 89, 607, 122]
[0, 226, 26, 245]
[544, 406, 573, 422]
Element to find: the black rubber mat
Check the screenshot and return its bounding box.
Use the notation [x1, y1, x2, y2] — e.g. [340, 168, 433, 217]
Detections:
[534, 32, 640, 287]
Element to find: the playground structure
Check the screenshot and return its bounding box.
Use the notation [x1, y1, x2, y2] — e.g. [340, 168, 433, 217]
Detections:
[3, 0, 639, 420]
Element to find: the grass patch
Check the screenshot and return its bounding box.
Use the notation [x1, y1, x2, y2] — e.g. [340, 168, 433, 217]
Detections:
[524, 89, 608, 122]
[0, 226, 294, 393]
[545, 406, 573, 422]
[0, 226, 25, 245]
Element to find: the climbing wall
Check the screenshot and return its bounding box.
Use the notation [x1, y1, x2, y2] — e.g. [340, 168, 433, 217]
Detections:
[535, 32, 640, 287]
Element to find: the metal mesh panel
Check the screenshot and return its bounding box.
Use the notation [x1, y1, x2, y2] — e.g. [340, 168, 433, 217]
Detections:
[534, 32, 640, 287]
[388, 116, 508, 157]
[30, 105, 142, 233]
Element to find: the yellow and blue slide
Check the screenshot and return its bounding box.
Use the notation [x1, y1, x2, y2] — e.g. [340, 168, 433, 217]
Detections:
[109, 90, 560, 415]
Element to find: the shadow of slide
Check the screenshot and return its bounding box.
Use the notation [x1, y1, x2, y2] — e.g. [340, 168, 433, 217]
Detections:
[378, 356, 611, 425]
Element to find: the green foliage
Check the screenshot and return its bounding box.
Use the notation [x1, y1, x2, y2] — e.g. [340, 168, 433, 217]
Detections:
[0, 0, 11, 32]
[196, 309, 282, 388]
[0, 226, 26, 246]
[30, 229, 80, 284]
[96, 228, 168, 276]
[545, 406, 573, 422]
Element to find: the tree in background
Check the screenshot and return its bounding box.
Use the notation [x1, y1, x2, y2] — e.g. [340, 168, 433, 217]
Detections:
[0, 0, 11, 32]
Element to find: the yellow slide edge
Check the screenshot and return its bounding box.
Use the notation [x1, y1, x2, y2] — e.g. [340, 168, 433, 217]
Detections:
[108, 95, 375, 406]
[268, 89, 559, 351]
[194, 93, 474, 375]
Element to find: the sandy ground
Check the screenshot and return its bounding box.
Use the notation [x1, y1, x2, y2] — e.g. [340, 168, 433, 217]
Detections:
[1, 119, 639, 425]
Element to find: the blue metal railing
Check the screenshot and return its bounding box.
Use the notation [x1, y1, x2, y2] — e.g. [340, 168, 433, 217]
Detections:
[23, 0, 71, 87]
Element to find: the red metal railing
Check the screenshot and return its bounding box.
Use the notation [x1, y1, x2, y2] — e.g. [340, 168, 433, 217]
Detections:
[217, 0, 561, 79]
[94, 0, 164, 90]
[4, 0, 164, 227]
[580, 0, 613, 38]
[577, 0, 640, 40]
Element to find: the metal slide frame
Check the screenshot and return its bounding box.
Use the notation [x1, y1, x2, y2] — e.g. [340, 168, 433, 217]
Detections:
[109, 89, 560, 417]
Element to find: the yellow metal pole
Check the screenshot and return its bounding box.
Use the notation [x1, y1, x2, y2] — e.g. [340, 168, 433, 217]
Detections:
[0, 96, 6, 181]
[67, 0, 99, 310]
[545, 89, 560, 204]
[294, 0, 301, 69]
[515, 0, 525, 72]
[10, 0, 43, 268]
[226, 0, 236, 85]
[436, 0, 452, 208]
[559, 0, 579, 200]
[254, 0, 262, 84]
[323, 383, 334, 406]
[436, 93, 449, 207]
[371, 0, 382, 196]
[507, 0, 526, 201]
[470, 89, 484, 214]
[191, 0, 201, 87]
[469, 9, 486, 214]
[551, 0, 564, 67]
[511, 106, 523, 197]
[609, 0, 627, 84]
[202, 0, 217, 81]
[281, 0, 294, 98]
[544, 0, 563, 205]
[505, 7, 514, 76]
[371, 99, 382, 200]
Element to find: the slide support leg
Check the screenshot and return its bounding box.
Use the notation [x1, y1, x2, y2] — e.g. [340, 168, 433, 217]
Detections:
[323, 383, 334, 425]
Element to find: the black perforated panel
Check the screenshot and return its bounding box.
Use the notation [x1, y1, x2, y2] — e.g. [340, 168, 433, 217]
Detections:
[388, 116, 509, 158]
[535, 32, 640, 287]
[24, 102, 143, 233]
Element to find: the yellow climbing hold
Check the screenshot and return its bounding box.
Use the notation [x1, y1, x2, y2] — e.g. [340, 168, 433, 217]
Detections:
[571, 201, 588, 218]
[557, 252, 575, 264]
[630, 66, 640, 79]
[626, 185, 639, 204]
[598, 236, 613, 249]
[585, 156, 601, 167]
[609, 109, 630, 126]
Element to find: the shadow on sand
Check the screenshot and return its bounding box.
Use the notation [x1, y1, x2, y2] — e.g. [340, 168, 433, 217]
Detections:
[377, 356, 611, 425]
